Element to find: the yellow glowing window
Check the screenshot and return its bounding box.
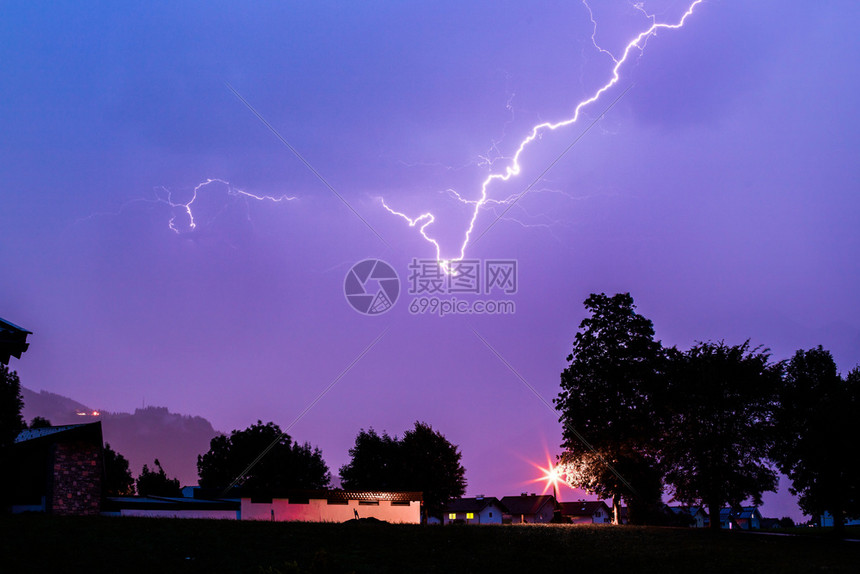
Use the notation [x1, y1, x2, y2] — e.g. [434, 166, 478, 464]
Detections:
[448, 513, 456, 520]
[466, 513, 474, 519]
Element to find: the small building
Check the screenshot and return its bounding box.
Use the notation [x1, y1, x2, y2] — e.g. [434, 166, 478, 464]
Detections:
[560, 500, 611, 524]
[12, 422, 103, 515]
[443, 496, 507, 524]
[241, 490, 422, 523]
[500, 494, 556, 524]
[819, 511, 860, 528]
[0, 317, 31, 364]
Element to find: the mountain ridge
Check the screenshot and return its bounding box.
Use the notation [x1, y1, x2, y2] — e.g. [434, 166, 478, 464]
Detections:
[21, 387, 219, 487]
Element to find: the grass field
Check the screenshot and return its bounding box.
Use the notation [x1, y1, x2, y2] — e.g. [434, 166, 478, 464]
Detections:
[2, 515, 858, 573]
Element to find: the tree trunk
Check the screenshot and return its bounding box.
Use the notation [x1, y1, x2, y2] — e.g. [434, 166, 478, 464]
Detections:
[832, 506, 845, 537]
[612, 494, 620, 525]
[708, 502, 721, 531]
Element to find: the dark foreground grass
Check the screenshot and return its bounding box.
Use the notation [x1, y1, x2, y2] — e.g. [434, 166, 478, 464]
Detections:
[2, 515, 858, 574]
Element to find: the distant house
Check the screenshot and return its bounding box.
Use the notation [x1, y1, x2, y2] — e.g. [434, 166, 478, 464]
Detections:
[500, 494, 556, 524]
[560, 500, 611, 524]
[819, 512, 860, 528]
[12, 422, 103, 515]
[443, 496, 507, 524]
[241, 490, 422, 523]
[720, 507, 762, 530]
[0, 316, 31, 364]
[666, 506, 708, 528]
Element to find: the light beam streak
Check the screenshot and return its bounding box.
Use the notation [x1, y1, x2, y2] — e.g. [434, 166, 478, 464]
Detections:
[382, 0, 702, 270]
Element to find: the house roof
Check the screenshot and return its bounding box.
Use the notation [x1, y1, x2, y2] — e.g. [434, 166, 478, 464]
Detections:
[667, 505, 705, 517]
[719, 506, 760, 519]
[500, 495, 555, 516]
[15, 422, 102, 445]
[0, 317, 31, 364]
[560, 501, 610, 517]
[445, 497, 506, 513]
[248, 490, 422, 503]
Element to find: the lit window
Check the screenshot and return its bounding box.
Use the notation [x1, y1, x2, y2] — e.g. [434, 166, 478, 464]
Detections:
[448, 513, 456, 520]
[466, 513, 474, 520]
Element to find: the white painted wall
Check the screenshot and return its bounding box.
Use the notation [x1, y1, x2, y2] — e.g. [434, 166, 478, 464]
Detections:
[241, 498, 420, 524]
[117, 509, 239, 519]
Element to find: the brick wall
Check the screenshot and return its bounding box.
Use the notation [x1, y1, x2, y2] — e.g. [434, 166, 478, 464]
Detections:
[50, 440, 102, 516]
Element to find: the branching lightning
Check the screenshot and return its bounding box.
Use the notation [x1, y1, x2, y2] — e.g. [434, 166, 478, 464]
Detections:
[155, 178, 297, 234]
[382, 0, 702, 272]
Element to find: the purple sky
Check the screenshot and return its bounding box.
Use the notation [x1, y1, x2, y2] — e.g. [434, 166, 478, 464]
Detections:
[2, 1, 858, 521]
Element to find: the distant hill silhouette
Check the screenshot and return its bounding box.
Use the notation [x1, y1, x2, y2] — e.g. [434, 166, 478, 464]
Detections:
[21, 387, 219, 487]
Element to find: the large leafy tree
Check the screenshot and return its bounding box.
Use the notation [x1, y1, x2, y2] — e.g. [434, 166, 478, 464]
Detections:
[1, 365, 25, 512]
[772, 347, 860, 534]
[662, 341, 781, 530]
[339, 428, 401, 490]
[339, 421, 466, 521]
[136, 458, 181, 497]
[555, 293, 666, 524]
[0, 365, 25, 448]
[103, 443, 135, 496]
[197, 421, 330, 496]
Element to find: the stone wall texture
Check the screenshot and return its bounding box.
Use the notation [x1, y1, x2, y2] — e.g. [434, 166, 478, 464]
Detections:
[50, 440, 102, 515]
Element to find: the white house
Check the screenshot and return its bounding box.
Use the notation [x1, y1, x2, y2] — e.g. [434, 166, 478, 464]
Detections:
[560, 501, 611, 524]
[500, 494, 556, 524]
[443, 496, 506, 524]
[720, 506, 762, 530]
[667, 506, 708, 528]
[241, 490, 422, 523]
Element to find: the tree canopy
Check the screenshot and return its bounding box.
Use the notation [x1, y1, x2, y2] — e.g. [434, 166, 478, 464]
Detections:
[29, 416, 51, 429]
[555, 293, 666, 524]
[0, 365, 25, 512]
[662, 341, 781, 530]
[0, 365, 25, 449]
[136, 458, 181, 497]
[339, 421, 466, 520]
[772, 347, 860, 532]
[103, 443, 135, 496]
[197, 421, 330, 496]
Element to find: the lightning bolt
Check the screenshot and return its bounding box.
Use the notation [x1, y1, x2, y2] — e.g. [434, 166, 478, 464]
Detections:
[382, 0, 703, 271]
[155, 178, 297, 234]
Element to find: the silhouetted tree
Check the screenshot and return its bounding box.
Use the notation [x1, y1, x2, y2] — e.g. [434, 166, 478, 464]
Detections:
[29, 416, 51, 429]
[103, 443, 135, 496]
[0, 365, 25, 512]
[662, 341, 781, 530]
[400, 422, 467, 520]
[339, 428, 401, 490]
[772, 347, 860, 535]
[340, 421, 466, 521]
[197, 421, 330, 496]
[136, 458, 181, 497]
[555, 293, 666, 524]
